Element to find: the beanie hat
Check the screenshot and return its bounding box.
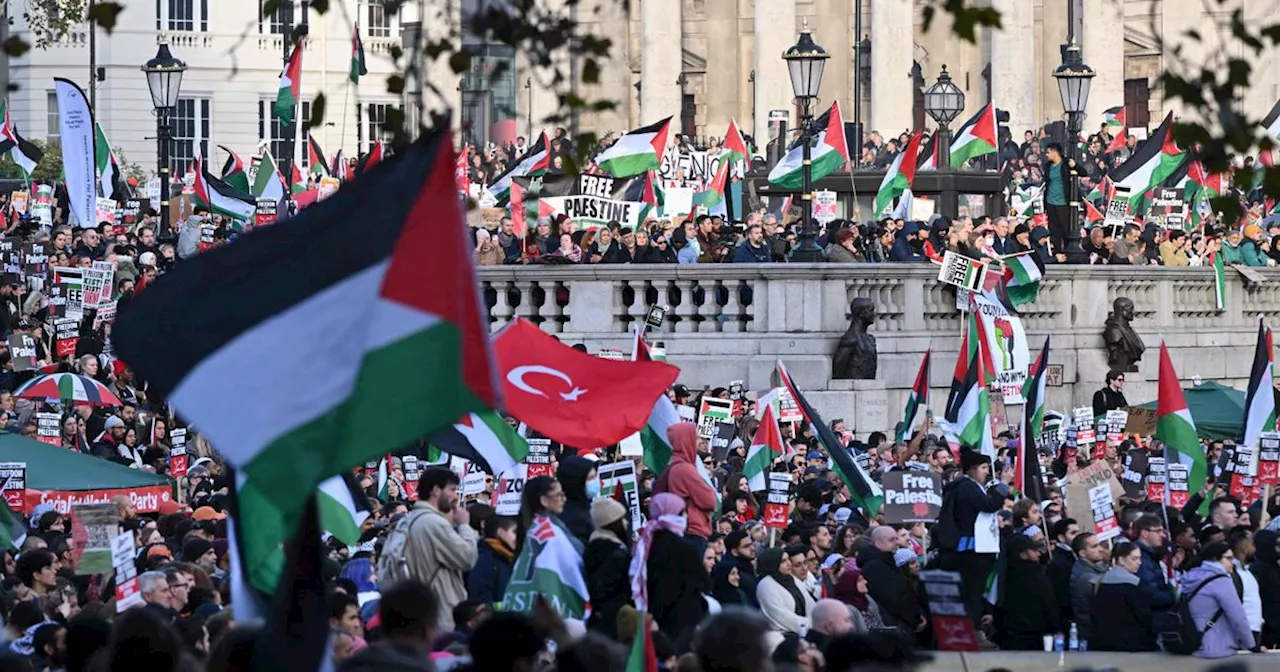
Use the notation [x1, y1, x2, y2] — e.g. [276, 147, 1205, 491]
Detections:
[590, 497, 627, 530]
[893, 548, 917, 567]
[960, 449, 990, 473]
[183, 538, 213, 563]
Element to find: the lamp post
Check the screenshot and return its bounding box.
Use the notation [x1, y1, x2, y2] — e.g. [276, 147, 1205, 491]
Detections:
[923, 65, 965, 170]
[142, 37, 186, 240]
[1053, 41, 1095, 263]
[782, 28, 829, 263]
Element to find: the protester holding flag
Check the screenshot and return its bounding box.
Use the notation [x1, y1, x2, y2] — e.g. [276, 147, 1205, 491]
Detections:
[653, 422, 718, 557]
[935, 449, 1013, 636]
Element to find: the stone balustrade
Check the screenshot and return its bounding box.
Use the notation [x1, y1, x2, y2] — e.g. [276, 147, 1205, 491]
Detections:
[475, 264, 1280, 433]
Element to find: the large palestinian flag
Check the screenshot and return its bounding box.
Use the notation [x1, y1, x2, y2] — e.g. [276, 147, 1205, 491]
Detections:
[947, 103, 998, 166]
[253, 150, 286, 202]
[219, 145, 251, 194]
[308, 135, 329, 177]
[192, 162, 256, 223]
[486, 132, 549, 203]
[895, 350, 929, 443]
[1155, 342, 1208, 512]
[112, 127, 497, 595]
[275, 38, 304, 126]
[1108, 112, 1185, 206]
[768, 102, 848, 189]
[596, 118, 672, 178]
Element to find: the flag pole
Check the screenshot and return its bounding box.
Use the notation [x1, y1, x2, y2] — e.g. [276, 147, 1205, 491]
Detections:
[341, 83, 351, 171]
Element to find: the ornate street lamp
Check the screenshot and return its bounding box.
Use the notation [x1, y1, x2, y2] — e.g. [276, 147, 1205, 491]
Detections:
[923, 65, 965, 170]
[782, 28, 829, 262]
[1054, 42, 1096, 263]
[142, 37, 186, 239]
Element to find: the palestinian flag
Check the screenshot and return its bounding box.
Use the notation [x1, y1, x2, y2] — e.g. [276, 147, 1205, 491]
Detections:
[486, 132, 549, 203]
[1104, 106, 1124, 128]
[743, 403, 784, 491]
[375, 453, 391, 501]
[692, 159, 728, 208]
[597, 118, 672, 178]
[253, 150, 286, 202]
[1211, 250, 1225, 311]
[219, 146, 251, 194]
[1186, 160, 1224, 228]
[948, 103, 998, 167]
[308, 135, 329, 177]
[426, 411, 529, 476]
[723, 118, 749, 165]
[94, 122, 124, 200]
[945, 313, 995, 458]
[317, 473, 371, 546]
[349, 23, 368, 84]
[638, 171, 665, 220]
[1106, 127, 1127, 154]
[1155, 342, 1209, 511]
[331, 150, 346, 179]
[0, 115, 42, 179]
[768, 102, 848, 189]
[777, 360, 883, 516]
[357, 141, 385, 175]
[502, 513, 590, 618]
[896, 350, 930, 443]
[1243, 318, 1276, 453]
[626, 612, 658, 672]
[1017, 336, 1049, 502]
[1108, 112, 1185, 206]
[916, 132, 941, 171]
[1085, 199, 1104, 224]
[274, 38, 304, 126]
[112, 128, 497, 595]
[632, 327, 678, 475]
[289, 163, 307, 195]
[1263, 97, 1280, 142]
[873, 131, 922, 218]
[0, 498, 26, 550]
[192, 162, 256, 223]
[1001, 252, 1044, 306]
[248, 496, 332, 672]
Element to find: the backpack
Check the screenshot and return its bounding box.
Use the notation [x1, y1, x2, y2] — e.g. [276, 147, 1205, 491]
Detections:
[1158, 573, 1228, 655]
[375, 507, 433, 589]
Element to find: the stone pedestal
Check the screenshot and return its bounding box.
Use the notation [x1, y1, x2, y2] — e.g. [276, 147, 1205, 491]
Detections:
[753, 0, 796, 147]
[869, 0, 914, 135]
[1081, 0, 1124, 132]
[641, 0, 682, 129]
[991, 0, 1035, 134]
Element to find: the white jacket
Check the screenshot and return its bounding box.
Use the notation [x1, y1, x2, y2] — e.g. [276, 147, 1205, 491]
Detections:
[756, 575, 815, 635]
[1238, 565, 1263, 632]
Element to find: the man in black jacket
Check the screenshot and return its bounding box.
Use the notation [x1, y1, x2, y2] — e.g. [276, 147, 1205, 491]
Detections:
[555, 456, 596, 546]
[996, 534, 1060, 650]
[936, 449, 1013, 632]
[1092, 370, 1128, 418]
[1046, 518, 1081, 628]
[858, 525, 923, 636]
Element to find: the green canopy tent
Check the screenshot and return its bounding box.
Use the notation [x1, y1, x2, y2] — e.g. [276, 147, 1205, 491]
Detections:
[0, 432, 169, 491]
[1136, 380, 1246, 442]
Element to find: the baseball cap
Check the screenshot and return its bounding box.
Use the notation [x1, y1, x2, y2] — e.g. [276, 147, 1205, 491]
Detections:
[193, 506, 226, 521]
[806, 451, 824, 461]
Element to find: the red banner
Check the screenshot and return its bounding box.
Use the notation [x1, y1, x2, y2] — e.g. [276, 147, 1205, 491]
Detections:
[24, 485, 173, 515]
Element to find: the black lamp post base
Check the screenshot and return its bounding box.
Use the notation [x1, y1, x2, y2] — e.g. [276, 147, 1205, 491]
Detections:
[790, 240, 825, 262]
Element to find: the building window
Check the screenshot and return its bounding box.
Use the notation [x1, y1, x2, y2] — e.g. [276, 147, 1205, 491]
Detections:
[168, 0, 193, 31]
[261, 0, 308, 35]
[364, 103, 391, 152]
[156, 0, 205, 31]
[46, 92, 59, 144]
[172, 97, 211, 175]
[258, 100, 313, 168]
[367, 0, 391, 38]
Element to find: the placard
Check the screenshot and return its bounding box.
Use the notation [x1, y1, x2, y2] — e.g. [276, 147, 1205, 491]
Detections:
[921, 570, 977, 651]
[937, 250, 986, 291]
[1230, 445, 1261, 507]
[1167, 461, 1190, 508]
[1089, 482, 1121, 542]
[1104, 409, 1128, 445]
[764, 472, 791, 529]
[112, 530, 143, 611]
[0, 239, 19, 274]
[53, 267, 84, 320]
[461, 461, 487, 497]
[644, 304, 668, 330]
[710, 421, 736, 462]
[598, 461, 643, 534]
[1119, 448, 1148, 499]
[595, 349, 625, 361]
[1147, 188, 1186, 230]
[198, 222, 216, 252]
[881, 471, 943, 523]
[812, 190, 837, 224]
[1259, 432, 1280, 486]
[493, 463, 526, 515]
[22, 242, 48, 278]
[1145, 456, 1166, 503]
[676, 404, 697, 423]
[0, 462, 25, 511]
[525, 438, 553, 478]
[1123, 406, 1156, 436]
[255, 199, 279, 228]
[36, 413, 61, 446]
[7, 334, 36, 371]
[1103, 185, 1133, 231]
[54, 317, 79, 358]
[728, 380, 745, 400]
[95, 197, 117, 224]
[697, 397, 733, 439]
[71, 502, 118, 575]
[402, 455, 420, 500]
[169, 428, 188, 478]
[318, 176, 341, 200]
[1065, 460, 1124, 520]
[777, 388, 803, 423]
[1071, 406, 1096, 454]
[9, 191, 27, 215]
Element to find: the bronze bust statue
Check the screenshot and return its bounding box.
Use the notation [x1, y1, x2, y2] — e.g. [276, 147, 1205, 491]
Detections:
[833, 297, 878, 380]
[1103, 296, 1145, 373]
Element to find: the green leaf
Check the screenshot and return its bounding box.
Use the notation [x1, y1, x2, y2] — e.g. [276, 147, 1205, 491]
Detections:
[2, 37, 30, 58]
[86, 2, 124, 32]
[310, 0, 330, 14]
[922, 5, 935, 32]
[386, 75, 405, 95]
[582, 58, 600, 85]
[448, 51, 471, 75]
[308, 93, 326, 126]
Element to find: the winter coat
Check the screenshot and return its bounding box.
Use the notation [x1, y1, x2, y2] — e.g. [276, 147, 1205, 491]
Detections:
[1222, 240, 1247, 265]
[556, 456, 595, 546]
[1046, 543, 1076, 627]
[646, 529, 707, 644]
[1136, 541, 1175, 612]
[890, 223, 925, 262]
[465, 538, 513, 605]
[994, 556, 1059, 650]
[936, 476, 1009, 551]
[1249, 529, 1280, 647]
[376, 501, 479, 631]
[1243, 240, 1270, 267]
[1180, 563, 1255, 658]
[583, 531, 631, 637]
[1091, 387, 1129, 419]
[1090, 566, 1157, 651]
[1069, 557, 1107, 641]
[856, 544, 920, 634]
[756, 575, 814, 635]
[731, 241, 771, 263]
[654, 424, 717, 539]
[824, 243, 860, 263]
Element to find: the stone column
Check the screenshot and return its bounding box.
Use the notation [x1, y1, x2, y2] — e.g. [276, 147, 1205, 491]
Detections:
[870, 0, 914, 136]
[641, 0, 683, 130]
[1159, 2, 1205, 123]
[991, 0, 1035, 134]
[1081, 0, 1124, 133]
[417, 0, 462, 132]
[753, 0, 796, 148]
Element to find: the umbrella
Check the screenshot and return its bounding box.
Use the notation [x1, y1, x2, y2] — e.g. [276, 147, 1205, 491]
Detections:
[15, 373, 122, 407]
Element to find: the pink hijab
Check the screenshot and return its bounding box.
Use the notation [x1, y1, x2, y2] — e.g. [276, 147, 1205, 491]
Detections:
[628, 492, 688, 612]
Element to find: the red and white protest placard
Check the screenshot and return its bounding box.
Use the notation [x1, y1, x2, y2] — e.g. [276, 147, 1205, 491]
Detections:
[763, 472, 791, 529]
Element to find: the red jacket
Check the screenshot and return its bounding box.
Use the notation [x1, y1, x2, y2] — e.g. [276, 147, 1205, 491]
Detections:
[654, 422, 717, 539]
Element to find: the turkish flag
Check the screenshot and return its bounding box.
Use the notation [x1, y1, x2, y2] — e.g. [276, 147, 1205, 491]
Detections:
[493, 317, 679, 449]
